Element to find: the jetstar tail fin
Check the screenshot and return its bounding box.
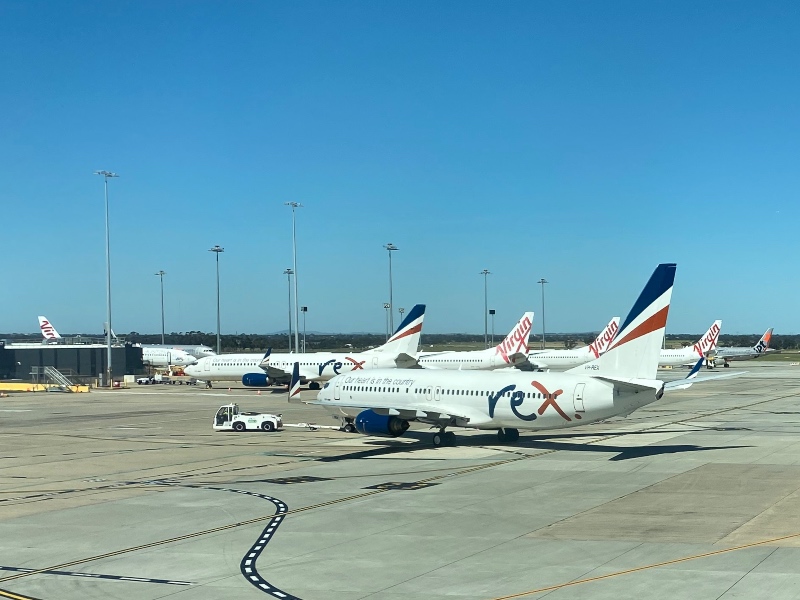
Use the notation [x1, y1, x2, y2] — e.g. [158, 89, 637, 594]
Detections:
[753, 328, 773, 354]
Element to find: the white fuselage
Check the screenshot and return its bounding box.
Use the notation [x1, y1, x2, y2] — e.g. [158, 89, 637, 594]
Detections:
[141, 347, 197, 367]
[416, 348, 521, 371]
[144, 344, 216, 359]
[525, 348, 595, 370]
[186, 351, 402, 383]
[316, 368, 663, 431]
[658, 347, 704, 367]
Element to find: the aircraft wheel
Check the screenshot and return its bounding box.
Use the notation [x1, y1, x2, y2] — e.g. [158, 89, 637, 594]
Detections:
[308, 382, 321, 391]
[432, 432, 444, 447]
[232, 421, 246, 432]
[444, 431, 456, 446]
[497, 429, 508, 443]
[343, 423, 356, 433]
[724, 363, 730, 368]
[505, 428, 520, 442]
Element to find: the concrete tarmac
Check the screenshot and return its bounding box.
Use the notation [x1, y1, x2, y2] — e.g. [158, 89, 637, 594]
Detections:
[1, 362, 800, 599]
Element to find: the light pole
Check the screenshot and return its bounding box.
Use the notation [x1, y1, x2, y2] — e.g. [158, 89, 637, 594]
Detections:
[384, 243, 398, 333]
[489, 309, 496, 346]
[480, 269, 491, 348]
[398, 307, 405, 326]
[301, 306, 308, 352]
[383, 303, 391, 340]
[285, 202, 302, 353]
[94, 170, 118, 386]
[155, 270, 166, 345]
[209, 246, 224, 353]
[283, 269, 294, 352]
[538, 278, 548, 349]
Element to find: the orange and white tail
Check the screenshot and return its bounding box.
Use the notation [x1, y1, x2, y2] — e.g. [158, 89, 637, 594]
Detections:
[38, 316, 61, 339]
[753, 328, 773, 354]
[494, 312, 534, 364]
[585, 317, 620, 358]
[692, 320, 722, 357]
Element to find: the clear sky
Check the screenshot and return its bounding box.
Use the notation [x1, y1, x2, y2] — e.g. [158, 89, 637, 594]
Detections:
[2, 1, 798, 336]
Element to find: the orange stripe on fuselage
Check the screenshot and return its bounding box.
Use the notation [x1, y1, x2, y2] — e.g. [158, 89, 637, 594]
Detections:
[611, 306, 669, 350]
[388, 322, 422, 342]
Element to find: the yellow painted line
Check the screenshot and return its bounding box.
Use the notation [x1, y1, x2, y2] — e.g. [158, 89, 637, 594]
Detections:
[0, 588, 40, 600]
[491, 530, 800, 599]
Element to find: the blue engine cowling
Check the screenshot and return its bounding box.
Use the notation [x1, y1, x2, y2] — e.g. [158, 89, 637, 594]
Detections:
[242, 373, 270, 387]
[354, 410, 410, 437]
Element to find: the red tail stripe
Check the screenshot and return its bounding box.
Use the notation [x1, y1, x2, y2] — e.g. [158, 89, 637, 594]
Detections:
[610, 306, 669, 350]
[388, 322, 422, 342]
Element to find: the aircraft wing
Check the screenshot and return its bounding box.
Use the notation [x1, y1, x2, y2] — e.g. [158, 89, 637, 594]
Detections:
[665, 357, 747, 390]
[309, 397, 488, 426]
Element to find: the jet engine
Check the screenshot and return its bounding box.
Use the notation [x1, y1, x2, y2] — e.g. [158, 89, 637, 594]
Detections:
[242, 373, 271, 387]
[354, 410, 410, 437]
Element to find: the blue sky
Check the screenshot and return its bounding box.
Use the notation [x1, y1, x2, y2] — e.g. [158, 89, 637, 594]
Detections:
[2, 1, 799, 336]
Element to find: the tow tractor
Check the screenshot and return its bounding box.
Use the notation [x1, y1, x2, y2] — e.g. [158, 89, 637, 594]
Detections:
[213, 403, 282, 432]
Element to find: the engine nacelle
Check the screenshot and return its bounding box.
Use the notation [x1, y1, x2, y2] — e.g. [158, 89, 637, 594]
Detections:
[242, 373, 270, 387]
[354, 410, 410, 437]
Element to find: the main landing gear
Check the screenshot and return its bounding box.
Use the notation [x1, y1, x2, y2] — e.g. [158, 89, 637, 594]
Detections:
[341, 418, 357, 433]
[432, 430, 456, 447]
[497, 428, 520, 443]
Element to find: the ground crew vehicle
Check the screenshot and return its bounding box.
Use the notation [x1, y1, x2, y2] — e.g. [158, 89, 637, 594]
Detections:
[213, 403, 282, 432]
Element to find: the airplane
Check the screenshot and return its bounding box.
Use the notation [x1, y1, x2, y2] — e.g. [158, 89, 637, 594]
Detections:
[415, 312, 534, 371]
[709, 328, 775, 367]
[38, 316, 61, 340]
[522, 317, 620, 370]
[185, 304, 426, 389]
[312, 263, 741, 445]
[37, 317, 199, 366]
[659, 320, 722, 368]
[140, 344, 216, 359]
[135, 345, 198, 367]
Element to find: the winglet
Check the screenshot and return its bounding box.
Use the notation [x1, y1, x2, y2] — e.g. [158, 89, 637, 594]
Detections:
[289, 362, 301, 400]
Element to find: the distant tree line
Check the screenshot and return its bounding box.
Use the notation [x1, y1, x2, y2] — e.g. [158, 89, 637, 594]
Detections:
[4, 331, 797, 352]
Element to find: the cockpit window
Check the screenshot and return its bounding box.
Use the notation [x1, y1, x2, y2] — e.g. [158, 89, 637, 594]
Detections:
[323, 383, 330, 389]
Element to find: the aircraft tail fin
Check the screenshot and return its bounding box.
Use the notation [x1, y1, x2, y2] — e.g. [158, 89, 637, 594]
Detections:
[494, 312, 534, 365]
[369, 304, 426, 356]
[586, 316, 620, 358]
[567, 264, 676, 380]
[691, 320, 722, 357]
[38, 316, 61, 339]
[753, 328, 773, 354]
[288, 362, 301, 400]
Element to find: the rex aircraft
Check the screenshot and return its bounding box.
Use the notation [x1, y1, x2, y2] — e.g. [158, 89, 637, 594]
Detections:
[416, 312, 533, 371]
[185, 304, 426, 389]
[312, 263, 739, 445]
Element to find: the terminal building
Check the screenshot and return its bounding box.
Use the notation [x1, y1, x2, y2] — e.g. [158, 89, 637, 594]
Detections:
[0, 341, 145, 384]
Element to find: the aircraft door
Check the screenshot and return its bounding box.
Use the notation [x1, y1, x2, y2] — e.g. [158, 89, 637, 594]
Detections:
[334, 382, 341, 400]
[434, 386, 441, 401]
[372, 356, 379, 368]
[204, 359, 211, 372]
[573, 383, 585, 413]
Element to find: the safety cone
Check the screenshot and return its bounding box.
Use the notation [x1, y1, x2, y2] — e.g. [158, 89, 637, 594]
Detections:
[228, 387, 231, 392]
